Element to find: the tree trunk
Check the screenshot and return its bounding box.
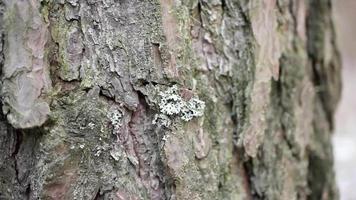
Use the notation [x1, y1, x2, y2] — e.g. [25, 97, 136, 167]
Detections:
[0, 0, 341, 199]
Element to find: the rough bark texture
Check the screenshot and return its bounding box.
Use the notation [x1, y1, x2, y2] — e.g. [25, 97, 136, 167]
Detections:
[0, 0, 341, 200]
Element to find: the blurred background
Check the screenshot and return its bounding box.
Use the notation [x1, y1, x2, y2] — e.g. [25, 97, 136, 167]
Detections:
[332, 0, 356, 199]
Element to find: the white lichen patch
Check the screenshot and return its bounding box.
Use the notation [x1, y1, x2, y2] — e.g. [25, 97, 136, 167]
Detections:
[108, 110, 122, 130]
[158, 85, 205, 121]
[158, 85, 184, 115]
[181, 98, 206, 121]
[152, 114, 172, 127]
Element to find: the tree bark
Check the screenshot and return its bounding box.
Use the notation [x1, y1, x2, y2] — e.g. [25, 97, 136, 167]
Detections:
[0, 0, 341, 199]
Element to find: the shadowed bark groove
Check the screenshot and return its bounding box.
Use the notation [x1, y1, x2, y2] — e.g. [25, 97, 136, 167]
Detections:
[0, 0, 341, 199]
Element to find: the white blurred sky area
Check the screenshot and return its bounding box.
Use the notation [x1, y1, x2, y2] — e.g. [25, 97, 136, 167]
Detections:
[332, 0, 356, 199]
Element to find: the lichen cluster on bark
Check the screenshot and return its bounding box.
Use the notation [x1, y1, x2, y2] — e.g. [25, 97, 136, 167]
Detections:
[0, 0, 341, 200]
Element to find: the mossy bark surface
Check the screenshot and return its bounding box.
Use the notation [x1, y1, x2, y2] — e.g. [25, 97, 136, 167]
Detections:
[0, 0, 341, 199]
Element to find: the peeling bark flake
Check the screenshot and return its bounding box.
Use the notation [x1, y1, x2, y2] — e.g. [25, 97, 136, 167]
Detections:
[2, 0, 51, 129]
